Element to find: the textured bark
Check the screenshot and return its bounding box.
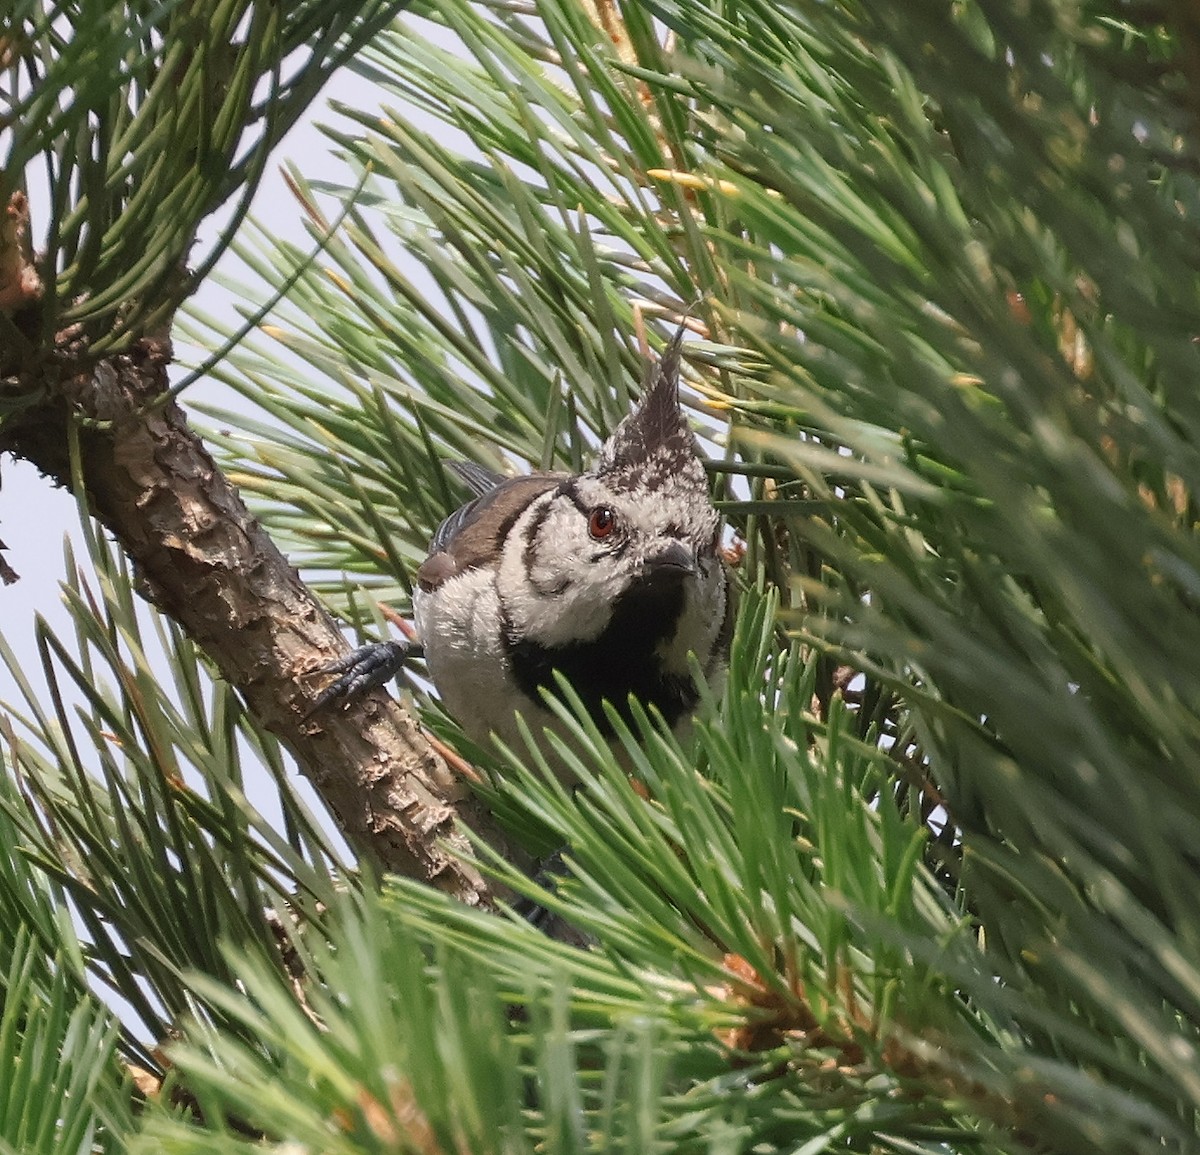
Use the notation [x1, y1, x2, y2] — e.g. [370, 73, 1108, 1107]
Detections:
[1, 328, 517, 906]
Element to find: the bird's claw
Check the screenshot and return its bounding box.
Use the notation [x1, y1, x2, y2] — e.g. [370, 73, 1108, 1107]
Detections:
[305, 640, 412, 719]
[511, 847, 569, 931]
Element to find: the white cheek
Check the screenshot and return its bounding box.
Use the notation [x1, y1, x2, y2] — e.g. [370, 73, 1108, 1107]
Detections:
[552, 566, 626, 639]
[499, 544, 622, 647]
[495, 499, 624, 647]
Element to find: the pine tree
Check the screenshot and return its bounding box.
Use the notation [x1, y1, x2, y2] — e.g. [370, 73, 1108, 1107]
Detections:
[2, 2, 1198, 1152]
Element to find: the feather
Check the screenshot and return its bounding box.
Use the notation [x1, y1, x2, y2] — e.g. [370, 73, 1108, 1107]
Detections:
[446, 459, 506, 498]
[597, 323, 701, 493]
[426, 473, 564, 580]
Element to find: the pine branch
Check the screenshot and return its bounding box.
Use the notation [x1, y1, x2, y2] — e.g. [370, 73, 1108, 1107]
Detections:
[0, 3, 519, 899]
[0, 329, 511, 900]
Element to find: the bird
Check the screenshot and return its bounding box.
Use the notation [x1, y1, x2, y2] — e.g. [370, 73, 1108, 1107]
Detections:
[310, 326, 732, 773]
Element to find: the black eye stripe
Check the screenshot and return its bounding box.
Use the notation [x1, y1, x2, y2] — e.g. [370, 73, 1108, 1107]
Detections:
[520, 496, 557, 577]
[557, 478, 591, 517]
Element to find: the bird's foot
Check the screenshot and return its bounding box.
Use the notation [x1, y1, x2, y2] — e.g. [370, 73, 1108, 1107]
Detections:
[305, 640, 412, 718]
[511, 847, 593, 945]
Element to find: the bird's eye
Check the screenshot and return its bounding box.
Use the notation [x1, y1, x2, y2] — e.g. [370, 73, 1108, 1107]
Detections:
[587, 506, 617, 540]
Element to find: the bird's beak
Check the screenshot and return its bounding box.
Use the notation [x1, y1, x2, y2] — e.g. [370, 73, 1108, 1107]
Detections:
[643, 540, 696, 581]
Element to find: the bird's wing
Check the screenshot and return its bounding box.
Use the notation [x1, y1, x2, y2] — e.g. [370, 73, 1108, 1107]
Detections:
[427, 460, 509, 557]
[424, 472, 566, 582]
[445, 459, 507, 498]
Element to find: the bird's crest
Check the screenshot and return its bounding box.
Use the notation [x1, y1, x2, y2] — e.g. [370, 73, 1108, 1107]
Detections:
[596, 325, 703, 492]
